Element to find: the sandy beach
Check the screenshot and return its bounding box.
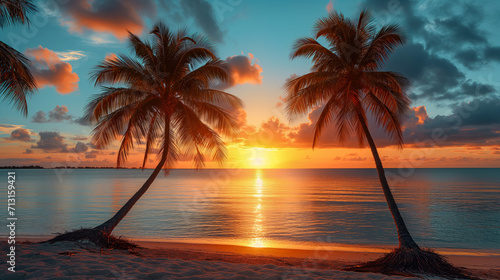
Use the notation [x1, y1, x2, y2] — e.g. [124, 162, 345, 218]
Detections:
[1, 239, 499, 280]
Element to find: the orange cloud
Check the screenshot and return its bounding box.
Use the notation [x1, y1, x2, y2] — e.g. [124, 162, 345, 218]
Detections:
[229, 100, 500, 150]
[412, 106, 429, 125]
[236, 116, 292, 148]
[60, 0, 156, 40]
[215, 53, 263, 89]
[26, 46, 79, 94]
[326, 0, 334, 12]
[105, 53, 118, 62]
[10, 128, 32, 142]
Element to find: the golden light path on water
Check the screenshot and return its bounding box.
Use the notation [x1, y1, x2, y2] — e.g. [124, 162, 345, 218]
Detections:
[250, 170, 266, 248]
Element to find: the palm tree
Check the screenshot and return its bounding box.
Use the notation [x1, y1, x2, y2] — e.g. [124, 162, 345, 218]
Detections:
[48, 23, 242, 245]
[285, 11, 468, 278]
[0, 0, 37, 116]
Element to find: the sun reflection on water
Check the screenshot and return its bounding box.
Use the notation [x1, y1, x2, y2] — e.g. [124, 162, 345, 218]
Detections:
[250, 170, 266, 248]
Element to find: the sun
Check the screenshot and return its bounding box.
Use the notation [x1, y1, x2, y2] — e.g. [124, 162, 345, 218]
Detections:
[251, 157, 264, 167]
[249, 148, 270, 168]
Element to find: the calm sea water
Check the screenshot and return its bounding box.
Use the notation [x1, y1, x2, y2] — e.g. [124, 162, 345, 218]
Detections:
[3, 168, 500, 251]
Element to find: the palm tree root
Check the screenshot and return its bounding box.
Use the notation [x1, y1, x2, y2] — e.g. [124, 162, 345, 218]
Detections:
[346, 247, 476, 279]
[41, 228, 137, 250]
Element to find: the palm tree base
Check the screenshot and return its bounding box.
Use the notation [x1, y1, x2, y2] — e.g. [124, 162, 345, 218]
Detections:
[42, 228, 137, 250]
[347, 247, 475, 279]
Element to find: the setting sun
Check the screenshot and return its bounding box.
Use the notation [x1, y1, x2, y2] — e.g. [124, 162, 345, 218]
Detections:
[249, 148, 269, 168]
[251, 157, 264, 167]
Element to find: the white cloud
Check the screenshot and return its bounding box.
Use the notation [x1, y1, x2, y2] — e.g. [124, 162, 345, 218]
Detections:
[55, 50, 86, 61]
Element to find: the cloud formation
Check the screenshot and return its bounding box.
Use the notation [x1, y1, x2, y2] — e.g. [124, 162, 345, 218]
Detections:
[215, 53, 263, 90]
[31, 131, 69, 153]
[31, 111, 47, 123]
[159, 0, 229, 43]
[31, 105, 72, 123]
[228, 96, 500, 150]
[180, 0, 224, 42]
[402, 97, 500, 147]
[59, 0, 156, 40]
[55, 50, 86, 61]
[71, 142, 89, 153]
[364, 0, 500, 101]
[0, 124, 24, 134]
[25, 46, 79, 94]
[10, 128, 31, 142]
[49, 105, 72, 122]
[326, 0, 333, 12]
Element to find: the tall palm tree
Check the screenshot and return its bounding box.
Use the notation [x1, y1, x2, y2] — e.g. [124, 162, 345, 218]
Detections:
[0, 0, 37, 116]
[285, 11, 468, 278]
[50, 23, 242, 243]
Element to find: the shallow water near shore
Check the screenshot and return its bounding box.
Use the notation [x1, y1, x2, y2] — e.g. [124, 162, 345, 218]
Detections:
[5, 168, 500, 252]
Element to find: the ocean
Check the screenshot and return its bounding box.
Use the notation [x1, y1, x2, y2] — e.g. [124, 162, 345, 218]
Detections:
[4, 168, 500, 252]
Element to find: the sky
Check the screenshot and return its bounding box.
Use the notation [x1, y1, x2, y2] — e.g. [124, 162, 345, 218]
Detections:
[1, 0, 500, 169]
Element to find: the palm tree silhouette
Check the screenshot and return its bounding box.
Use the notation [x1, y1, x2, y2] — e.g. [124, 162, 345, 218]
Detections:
[0, 0, 37, 116]
[49, 23, 242, 243]
[285, 11, 468, 278]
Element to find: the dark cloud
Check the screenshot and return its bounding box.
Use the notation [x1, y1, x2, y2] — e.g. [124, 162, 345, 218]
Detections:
[23, 149, 33, 154]
[10, 128, 31, 141]
[484, 46, 500, 62]
[160, 0, 228, 43]
[456, 47, 500, 70]
[229, 96, 500, 149]
[365, 0, 489, 52]
[425, 15, 487, 51]
[31, 131, 69, 153]
[302, 97, 500, 148]
[32, 105, 76, 123]
[73, 116, 91, 126]
[286, 105, 396, 149]
[71, 142, 89, 153]
[454, 49, 481, 69]
[383, 42, 469, 101]
[403, 97, 500, 147]
[364, 0, 500, 101]
[32, 111, 48, 123]
[180, 0, 224, 42]
[59, 0, 156, 40]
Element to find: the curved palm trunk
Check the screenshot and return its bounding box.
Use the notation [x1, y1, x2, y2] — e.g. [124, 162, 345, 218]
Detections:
[94, 118, 170, 236]
[94, 156, 167, 235]
[358, 117, 419, 249]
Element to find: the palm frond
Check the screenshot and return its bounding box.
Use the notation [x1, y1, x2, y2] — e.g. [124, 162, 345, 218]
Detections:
[0, 0, 37, 27]
[0, 41, 36, 116]
[360, 25, 405, 69]
[286, 10, 409, 148]
[88, 23, 242, 169]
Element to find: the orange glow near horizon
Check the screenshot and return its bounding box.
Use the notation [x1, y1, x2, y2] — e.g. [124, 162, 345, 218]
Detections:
[1, 137, 499, 169]
[248, 148, 270, 169]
